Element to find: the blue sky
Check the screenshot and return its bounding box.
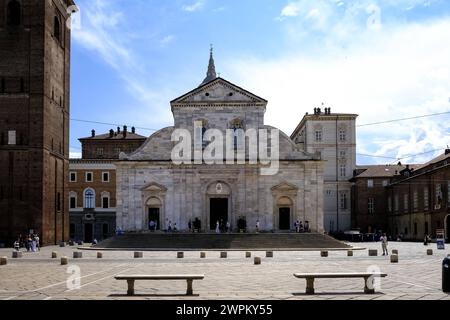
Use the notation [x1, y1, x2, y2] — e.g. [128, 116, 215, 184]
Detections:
[70, 0, 450, 164]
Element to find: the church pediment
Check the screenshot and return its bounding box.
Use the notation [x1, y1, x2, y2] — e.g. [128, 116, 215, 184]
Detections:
[141, 182, 168, 193]
[271, 182, 299, 192]
[170, 78, 267, 106]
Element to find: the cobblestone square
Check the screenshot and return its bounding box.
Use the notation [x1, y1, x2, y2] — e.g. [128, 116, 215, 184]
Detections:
[1, 242, 449, 300]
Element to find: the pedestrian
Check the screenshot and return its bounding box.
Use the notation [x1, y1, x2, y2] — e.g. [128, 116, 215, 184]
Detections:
[215, 221, 220, 234]
[256, 220, 260, 233]
[173, 223, 178, 232]
[226, 221, 231, 233]
[14, 239, 20, 251]
[168, 221, 172, 232]
[304, 221, 309, 233]
[34, 234, 40, 251]
[380, 233, 389, 256]
[188, 220, 192, 232]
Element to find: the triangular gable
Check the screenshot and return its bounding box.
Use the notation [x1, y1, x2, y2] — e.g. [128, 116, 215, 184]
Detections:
[170, 77, 267, 105]
[271, 182, 299, 192]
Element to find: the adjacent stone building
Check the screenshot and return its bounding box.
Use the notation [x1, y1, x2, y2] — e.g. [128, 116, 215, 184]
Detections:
[291, 107, 358, 233]
[116, 53, 325, 233]
[68, 128, 146, 242]
[0, 0, 76, 245]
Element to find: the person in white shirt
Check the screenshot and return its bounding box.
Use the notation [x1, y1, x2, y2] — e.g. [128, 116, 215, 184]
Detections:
[380, 233, 389, 256]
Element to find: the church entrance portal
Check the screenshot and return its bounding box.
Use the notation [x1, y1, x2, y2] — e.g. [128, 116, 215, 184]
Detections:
[148, 208, 160, 231]
[210, 198, 228, 231]
[279, 208, 291, 230]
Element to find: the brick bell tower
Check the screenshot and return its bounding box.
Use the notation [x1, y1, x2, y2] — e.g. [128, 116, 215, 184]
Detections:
[0, 0, 77, 245]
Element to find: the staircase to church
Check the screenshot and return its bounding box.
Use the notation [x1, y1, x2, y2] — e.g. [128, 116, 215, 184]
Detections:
[95, 233, 351, 250]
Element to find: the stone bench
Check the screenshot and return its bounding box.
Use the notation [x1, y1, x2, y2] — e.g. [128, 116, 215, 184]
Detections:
[114, 274, 205, 296]
[294, 272, 388, 295]
[12, 251, 23, 258]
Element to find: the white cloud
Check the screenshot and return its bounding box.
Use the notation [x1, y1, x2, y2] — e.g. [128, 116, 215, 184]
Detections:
[160, 35, 175, 47]
[280, 3, 301, 17]
[227, 19, 450, 164]
[182, 0, 205, 12]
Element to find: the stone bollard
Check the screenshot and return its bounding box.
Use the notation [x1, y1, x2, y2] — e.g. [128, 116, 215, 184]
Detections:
[134, 252, 143, 259]
[200, 252, 206, 259]
[391, 254, 399, 263]
[52, 252, 58, 259]
[61, 257, 68, 265]
[392, 250, 399, 255]
[369, 249, 378, 257]
[12, 251, 23, 259]
[220, 252, 227, 259]
[97, 252, 103, 259]
[254, 257, 261, 265]
[246, 252, 252, 258]
[59, 242, 66, 247]
[0, 257, 7, 265]
[266, 251, 274, 258]
[73, 252, 82, 259]
[427, 249, 433, 256]
[347, 250, 354, 257]
[177, 252, 184, 259]
[68, 240, 75, 246]
[321, 251, 328, 257]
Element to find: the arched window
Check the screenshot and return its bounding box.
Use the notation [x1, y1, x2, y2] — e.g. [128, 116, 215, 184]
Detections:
[7, 0, 21, 26]
[54, 16, 61, 42]
[84, 189, 95, 209]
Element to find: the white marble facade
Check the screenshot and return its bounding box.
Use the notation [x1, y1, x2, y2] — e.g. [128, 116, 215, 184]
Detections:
[116, 76, 325, 233]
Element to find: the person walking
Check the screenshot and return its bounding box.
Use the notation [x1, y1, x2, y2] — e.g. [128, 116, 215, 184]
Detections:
[380, 233, 389, 256]
[14, 239, 20, 251]
[215, 220, 220, 234]
[256, 220, 260, 233]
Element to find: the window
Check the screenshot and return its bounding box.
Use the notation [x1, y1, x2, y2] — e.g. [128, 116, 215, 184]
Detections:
[339, 150, 346, 158]
[448, 181, 450, 205]
[413, 191, 419, 211]
[20, 78, 24, 93]
[340, 192, 348, 210]
[8, 130, 16, 145]
[1, 78, 5, 94]
[69, 195, 76, 209]
[382, 180, 389, 187]
[367, 180, 374, 188]
[102, 196, 109, 209]
[101, 191, 110, 209]
[7, 0, 21, 26]
[339, 129, 346, 142]
[102, 172, 110, 183]
[97, 148, 104, 156]
[54, 16, 61, 42]
[340, 164, 346, 177]
[86, 172, 93, 182]
[394, 195, 399, 212]
[424, 187, 429, 210]
[388, 197, 392, 212]
[315, 130, 322, 142]
[84, 189, 95, 209]
[404, 194, 409, 212]
[69, 172, 77, 182]
[435, 184, 442, 208]
[114, 147, 121, 155]
[368, 198, 375, 214]
[326, 190, 332, 196]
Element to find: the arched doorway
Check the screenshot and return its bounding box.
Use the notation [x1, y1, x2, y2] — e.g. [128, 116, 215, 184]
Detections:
[277, 196, 293, 231]
[146, 197, 162, 231]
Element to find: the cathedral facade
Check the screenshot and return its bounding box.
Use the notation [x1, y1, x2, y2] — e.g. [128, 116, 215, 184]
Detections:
[116, 53, 325, 233]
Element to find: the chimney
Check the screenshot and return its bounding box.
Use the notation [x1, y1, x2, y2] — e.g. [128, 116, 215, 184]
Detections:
[132, 127, 136, 134]
[109, 129, 114, 138]
[91, 129, 95, 138]
[446, 147, 450, 155]
[123, 125, 128, 138]
[117, 126, 121, 134]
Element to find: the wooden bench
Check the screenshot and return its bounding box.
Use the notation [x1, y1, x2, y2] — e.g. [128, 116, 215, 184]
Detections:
[294, 272, 387, 294]
[114, 275, 205, 296]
